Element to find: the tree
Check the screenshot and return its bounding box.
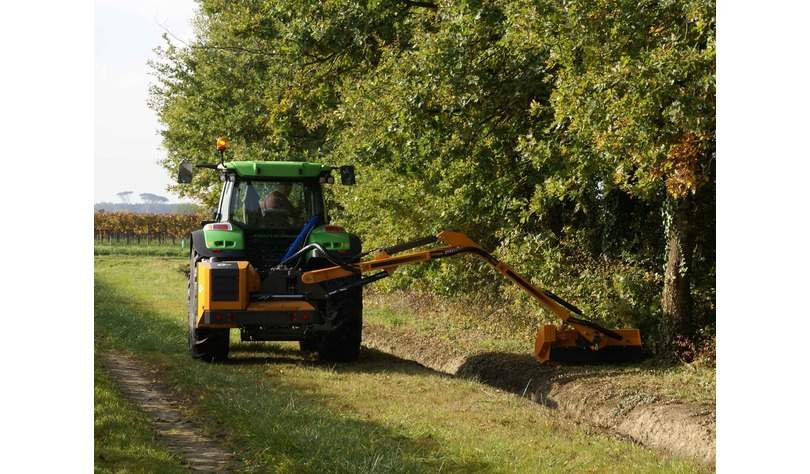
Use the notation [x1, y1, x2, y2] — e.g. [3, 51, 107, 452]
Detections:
[116, 191, 133, 203]
[526, 0, 716, 345]
[149, 0, 423, 208]
[139, 193, 170, 204]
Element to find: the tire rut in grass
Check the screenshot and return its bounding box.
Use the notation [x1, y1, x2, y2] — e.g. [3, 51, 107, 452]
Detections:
[99, 351, 238, 472]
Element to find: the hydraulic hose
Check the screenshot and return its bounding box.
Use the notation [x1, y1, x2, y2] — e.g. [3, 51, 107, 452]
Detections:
[280, 242, 361, 275]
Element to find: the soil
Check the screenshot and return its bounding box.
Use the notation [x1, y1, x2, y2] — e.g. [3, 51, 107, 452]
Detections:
[363, 323, 716, 466]
[99, 351, 239, 472]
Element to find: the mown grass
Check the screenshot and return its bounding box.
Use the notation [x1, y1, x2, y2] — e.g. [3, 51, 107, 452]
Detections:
[94, 241, 187, 257]
[95, 256, 707, 472]
[94, 356, 186, 473]
[364, 292, 716, 406]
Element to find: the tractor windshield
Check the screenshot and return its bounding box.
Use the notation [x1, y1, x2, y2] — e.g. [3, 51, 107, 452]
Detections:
[226, 180, 320, 231]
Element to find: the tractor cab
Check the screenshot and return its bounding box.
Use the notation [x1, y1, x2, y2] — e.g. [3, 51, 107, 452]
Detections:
[200, 161, 355, 271]
[215, 163, 327, 270]
[178, 157, 356, 270]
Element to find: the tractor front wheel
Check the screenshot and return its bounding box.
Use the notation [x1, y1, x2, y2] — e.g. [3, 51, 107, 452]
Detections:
[187, 248, 229, 362]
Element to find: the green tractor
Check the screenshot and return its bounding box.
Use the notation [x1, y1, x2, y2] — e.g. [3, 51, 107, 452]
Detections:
[178, 151, 365, 363]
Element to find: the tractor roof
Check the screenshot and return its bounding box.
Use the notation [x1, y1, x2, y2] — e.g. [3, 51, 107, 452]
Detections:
[223, 161, 331, 179]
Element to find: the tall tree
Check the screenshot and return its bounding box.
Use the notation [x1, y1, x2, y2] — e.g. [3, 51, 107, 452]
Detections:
[116, 191, 133, 203]
[529, 0, 716, 344]
[139, 193, 170, 204]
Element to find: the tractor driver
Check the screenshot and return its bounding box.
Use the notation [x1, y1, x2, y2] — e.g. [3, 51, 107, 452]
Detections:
[261, 183, 300, 224]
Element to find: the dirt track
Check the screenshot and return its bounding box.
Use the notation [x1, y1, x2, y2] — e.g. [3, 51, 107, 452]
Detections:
[99, 351, 239, 472]
[363, 323, 716, 466]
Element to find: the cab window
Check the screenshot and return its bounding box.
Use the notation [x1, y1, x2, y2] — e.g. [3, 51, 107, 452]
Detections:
[227, 181, 317, 231]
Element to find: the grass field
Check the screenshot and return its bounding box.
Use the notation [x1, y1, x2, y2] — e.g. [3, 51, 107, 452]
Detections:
[94, 240, 187, 257]
[94, 255, 706, 472]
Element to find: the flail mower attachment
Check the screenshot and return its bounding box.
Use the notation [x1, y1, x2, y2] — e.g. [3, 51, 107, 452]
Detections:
[301, 231, 645, 365]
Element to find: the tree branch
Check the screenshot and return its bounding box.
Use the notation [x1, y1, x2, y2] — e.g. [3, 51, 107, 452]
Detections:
[399, 0, 438, 10]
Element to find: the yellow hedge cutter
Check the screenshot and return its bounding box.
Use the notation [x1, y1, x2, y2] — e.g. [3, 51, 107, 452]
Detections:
[302, 231, 644, 364]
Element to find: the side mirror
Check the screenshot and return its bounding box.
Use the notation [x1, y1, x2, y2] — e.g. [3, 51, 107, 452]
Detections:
[340, 165, 356, 185]
[178, 161, 194, 184]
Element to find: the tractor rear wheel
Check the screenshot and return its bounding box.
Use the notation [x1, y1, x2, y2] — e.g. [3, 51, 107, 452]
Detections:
[299, 336, 318, 353]
[318, 287, 362, 362]
[187, 248, 229, 362]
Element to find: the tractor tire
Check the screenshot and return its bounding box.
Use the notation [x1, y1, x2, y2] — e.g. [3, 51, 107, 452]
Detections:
[318, 287, 363, 362]
[187, 248, 229, 362]
[298, 336, 318, 353]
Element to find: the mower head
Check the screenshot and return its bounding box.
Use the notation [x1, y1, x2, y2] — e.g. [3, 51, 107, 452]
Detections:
[534, 324, 646, 364]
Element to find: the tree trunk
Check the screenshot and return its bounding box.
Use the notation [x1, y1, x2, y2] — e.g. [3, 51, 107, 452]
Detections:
[661, 195, 695, 343]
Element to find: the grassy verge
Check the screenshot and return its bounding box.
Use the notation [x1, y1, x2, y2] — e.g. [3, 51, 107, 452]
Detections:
[364, 292, 715, 406]
[94, 241, 187, 257]
[94, 356, 187, 473]
[95, 256, 706, 472]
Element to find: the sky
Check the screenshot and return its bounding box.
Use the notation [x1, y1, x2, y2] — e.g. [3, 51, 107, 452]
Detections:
[95, 0, 197, 204]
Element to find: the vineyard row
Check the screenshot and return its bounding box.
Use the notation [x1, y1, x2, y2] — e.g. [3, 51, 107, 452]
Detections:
[94, 212, 205, 244]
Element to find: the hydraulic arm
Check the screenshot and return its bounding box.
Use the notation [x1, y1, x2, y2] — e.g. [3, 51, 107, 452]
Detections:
[302, 231, 644, 364]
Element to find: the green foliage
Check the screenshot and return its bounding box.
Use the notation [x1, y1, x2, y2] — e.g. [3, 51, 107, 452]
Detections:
[149, 0, 715, 347]
[538, 0, 715, 200]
